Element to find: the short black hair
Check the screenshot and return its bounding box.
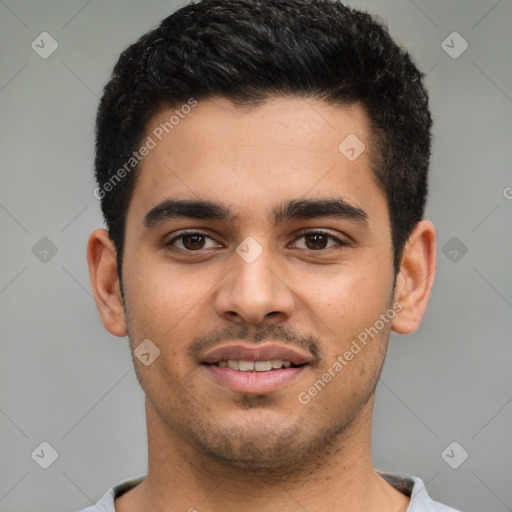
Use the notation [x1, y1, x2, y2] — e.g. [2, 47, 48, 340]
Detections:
[94, 0, 432, 288]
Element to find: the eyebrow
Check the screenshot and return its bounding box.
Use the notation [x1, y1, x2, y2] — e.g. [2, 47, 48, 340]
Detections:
[142, 197, 369, 228]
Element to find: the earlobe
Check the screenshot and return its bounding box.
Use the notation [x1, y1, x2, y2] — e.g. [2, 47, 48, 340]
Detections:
[86, 228, 128, 337]
[391, 220, 437, 335]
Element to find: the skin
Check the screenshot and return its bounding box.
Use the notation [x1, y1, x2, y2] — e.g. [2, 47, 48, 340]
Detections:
[87, 96, 436, 512]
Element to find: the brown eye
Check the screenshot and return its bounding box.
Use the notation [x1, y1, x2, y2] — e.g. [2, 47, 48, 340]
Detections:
[166, 231, 220, 251]
[292, 231, 346, 251]
[305, 233, 329, 250]
[181, 234, 206, 250]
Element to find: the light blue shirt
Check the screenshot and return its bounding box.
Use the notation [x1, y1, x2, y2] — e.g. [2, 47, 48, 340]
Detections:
[77, 471, 461, 511]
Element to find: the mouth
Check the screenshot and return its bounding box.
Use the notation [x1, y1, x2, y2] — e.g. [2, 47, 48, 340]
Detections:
[200, 342, 313, 394]
[206, 359, 298, 371]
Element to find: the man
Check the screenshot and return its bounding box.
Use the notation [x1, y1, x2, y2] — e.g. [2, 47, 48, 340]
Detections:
[83, 0, 460, 510]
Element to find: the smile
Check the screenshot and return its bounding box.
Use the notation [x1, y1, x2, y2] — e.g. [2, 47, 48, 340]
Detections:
[209, 359, 295, 371]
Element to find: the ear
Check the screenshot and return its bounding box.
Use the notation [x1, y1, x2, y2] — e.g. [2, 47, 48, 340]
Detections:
[86, 228, 127, 337]
[392, 220, 436, 335]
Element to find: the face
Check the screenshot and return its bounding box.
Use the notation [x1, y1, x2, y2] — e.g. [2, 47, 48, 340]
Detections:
[118, 96, 398, 470]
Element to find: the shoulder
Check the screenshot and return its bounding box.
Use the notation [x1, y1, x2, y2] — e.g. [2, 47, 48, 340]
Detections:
[76, 474, 146, 512]
[408, 475, 461, 512]
[377, 470, 462, 512]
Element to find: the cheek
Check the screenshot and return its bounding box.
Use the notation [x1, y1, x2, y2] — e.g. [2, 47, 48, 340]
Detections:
[296, 261, 391, 333]
[132, 244, 199, 297]
[123, 248, 209, 338]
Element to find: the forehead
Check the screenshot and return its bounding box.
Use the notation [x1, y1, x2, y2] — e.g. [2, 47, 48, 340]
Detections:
[126, 96, 387, 230]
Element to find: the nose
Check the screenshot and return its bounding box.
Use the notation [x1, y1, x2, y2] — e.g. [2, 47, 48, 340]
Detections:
[213, 242, 295, 325]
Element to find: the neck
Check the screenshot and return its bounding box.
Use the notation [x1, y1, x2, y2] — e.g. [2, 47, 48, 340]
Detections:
[116, 395, 409, 512]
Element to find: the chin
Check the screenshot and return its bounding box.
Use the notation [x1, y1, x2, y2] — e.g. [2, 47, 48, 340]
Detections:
[186, 414, 346, 477]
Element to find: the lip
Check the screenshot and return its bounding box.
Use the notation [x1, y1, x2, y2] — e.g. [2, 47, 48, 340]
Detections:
[203, 364, 308, 394]
[200, 341, 313, 394]
[201, 342, 313, 366]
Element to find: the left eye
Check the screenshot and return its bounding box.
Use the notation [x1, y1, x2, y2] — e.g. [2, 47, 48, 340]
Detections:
[292, 231, 344, 251]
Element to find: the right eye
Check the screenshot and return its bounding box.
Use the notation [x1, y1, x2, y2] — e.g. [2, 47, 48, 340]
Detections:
[164, 231, 223, 251]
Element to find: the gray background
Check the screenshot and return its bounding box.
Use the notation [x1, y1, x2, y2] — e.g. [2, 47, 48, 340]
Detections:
[1, 0, 511, 511]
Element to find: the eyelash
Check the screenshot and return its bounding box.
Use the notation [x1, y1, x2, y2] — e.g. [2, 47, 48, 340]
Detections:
[164, 229, 348, 252]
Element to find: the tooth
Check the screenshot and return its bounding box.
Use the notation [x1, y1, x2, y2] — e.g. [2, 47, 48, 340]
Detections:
[271, 359, 283, 369]
[227, 359, 239, 370]
[238, 360, 255, 371]
[218, 360, 227, 367]
[255, 361, 273, 371]
[283, 360, 291, 368]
